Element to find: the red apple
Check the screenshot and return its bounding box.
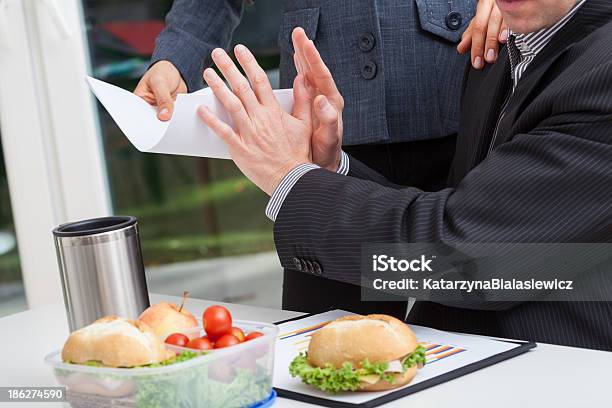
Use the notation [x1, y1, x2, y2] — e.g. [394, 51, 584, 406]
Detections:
[139, 293, 198, 339]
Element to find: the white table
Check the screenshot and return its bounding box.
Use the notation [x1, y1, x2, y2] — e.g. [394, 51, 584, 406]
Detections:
[0, 294, 610, 408]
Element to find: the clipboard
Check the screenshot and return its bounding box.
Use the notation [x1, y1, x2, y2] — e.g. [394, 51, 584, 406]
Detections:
[273, 311, 536, 408]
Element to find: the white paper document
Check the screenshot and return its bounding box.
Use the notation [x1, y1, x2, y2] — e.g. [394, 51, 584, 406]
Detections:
[86, 76, 294, 160]
[274, 310, 521, 405]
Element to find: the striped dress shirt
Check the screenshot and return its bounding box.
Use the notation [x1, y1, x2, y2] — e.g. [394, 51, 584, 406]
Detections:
[508, 0, 586, 88]
[265, 151, 350, 221]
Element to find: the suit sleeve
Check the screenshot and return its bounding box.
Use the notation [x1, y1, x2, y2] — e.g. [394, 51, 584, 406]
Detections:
[346, 156, 404, 189]
[151, 0, 244, 92]
[273, 62, 612, 311]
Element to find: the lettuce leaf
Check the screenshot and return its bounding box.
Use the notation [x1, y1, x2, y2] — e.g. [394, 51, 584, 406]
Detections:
[145, 350, 202, 367]
[290, 346, 427, 393]
[289, 352, 402, 393]
[401, 345, 427, 370]
[70, 350, 203, 369]
[135, 362, 270, 408]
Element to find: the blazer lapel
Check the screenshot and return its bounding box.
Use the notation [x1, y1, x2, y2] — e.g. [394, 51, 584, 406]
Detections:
[449, 50, 511, 184]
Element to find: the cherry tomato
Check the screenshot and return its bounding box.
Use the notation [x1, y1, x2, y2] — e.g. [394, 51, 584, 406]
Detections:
[245, 331, 264, 341]
[165, 333, 189, 347]
[214, 334, 240, 349]
[187, 336, 214, 350]
[230, 327, 245, 342]
[203, 305, 232, 341]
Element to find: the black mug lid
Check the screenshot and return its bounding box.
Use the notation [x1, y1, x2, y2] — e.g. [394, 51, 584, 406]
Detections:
[53, 216, 137, 237]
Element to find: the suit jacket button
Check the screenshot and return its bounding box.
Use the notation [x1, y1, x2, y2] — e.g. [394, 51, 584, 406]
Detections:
[305, 260, 315, 274]
[300, 259, 310, 273]
[445, 11, 463, 30]
[293, 257, 302, 272]
[358, 33, 375, 52]
[361, 61, 377, 80]
[313, 261, 323, 275]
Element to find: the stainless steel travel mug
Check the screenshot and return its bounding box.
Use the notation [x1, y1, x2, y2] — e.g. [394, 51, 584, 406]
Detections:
[53, 216, 150, 331]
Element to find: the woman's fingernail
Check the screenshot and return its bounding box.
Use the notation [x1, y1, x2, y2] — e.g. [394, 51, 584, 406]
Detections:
[159, 107, 169, 117]
[203, 68, 213, 79]
[486, 49, 496, 62]
[235, 44, 247, 55]
[212, 48, 223, 58]
[500, 29, 509, 42]
[198, 106, 210, 117]
[474, 56, 483, 69]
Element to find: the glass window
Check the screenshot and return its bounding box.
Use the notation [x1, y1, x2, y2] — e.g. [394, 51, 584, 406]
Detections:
[0, 131, 26, 317]
[82, 1, 283, 307]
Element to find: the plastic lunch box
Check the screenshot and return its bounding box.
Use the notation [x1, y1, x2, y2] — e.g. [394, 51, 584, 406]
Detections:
[45, 320, 279, 408]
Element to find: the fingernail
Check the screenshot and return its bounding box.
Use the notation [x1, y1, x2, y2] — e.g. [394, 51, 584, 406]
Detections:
[197, 106, 210, 117]
[473, 56, 483, 69]
[500, 29, 509, 42]
[212, 48, 223, 58]
[203, 68, 214, 79]
[486, 49, 496, 62]
[159, 108, 169, 118]
[235, 44, 247, 55]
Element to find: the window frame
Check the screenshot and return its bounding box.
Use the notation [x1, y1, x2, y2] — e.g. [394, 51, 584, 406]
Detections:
[0, 0, 111, 309]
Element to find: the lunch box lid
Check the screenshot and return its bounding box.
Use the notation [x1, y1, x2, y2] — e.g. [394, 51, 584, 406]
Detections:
[249, 390, 276, 408]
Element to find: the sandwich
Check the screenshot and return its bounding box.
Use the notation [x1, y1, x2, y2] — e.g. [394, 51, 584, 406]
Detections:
[62, 316, 177, 368]
[289, 314, 426, 392]
[59, 316, 203, 398]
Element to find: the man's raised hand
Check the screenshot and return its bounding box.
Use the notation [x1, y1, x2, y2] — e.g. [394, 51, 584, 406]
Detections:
[291, 28, 344, 172]
[197, 46, 314, 196]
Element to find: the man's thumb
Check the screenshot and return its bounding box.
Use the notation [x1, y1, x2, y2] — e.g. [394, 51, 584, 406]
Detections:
[314, 95, 338, 132]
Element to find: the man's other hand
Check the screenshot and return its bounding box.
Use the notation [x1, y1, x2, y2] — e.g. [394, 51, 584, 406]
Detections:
[197, 46, 314, 196]
[457, 0, 508, 69]
[134, 60, 187, 121]
[292, 28, 343, 172]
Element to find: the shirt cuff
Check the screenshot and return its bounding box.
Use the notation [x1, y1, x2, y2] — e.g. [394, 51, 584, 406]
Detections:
[264, 152, 350, 222]
[337, 150, 350, 175]
[265, 164, 320, 221]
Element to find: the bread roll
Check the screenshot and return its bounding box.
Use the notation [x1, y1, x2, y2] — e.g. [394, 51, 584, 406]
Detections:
[308, 314, 418, 369]
[61, 316, 175, 367]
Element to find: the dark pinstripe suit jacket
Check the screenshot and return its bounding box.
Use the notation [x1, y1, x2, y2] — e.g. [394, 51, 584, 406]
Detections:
[273, 0, 612, 351]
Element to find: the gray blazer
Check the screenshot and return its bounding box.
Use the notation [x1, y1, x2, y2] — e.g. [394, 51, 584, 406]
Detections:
[151, 0, 475, 145]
